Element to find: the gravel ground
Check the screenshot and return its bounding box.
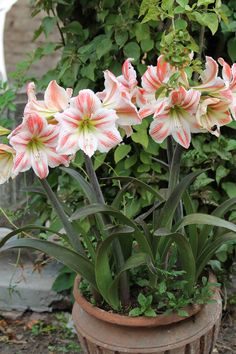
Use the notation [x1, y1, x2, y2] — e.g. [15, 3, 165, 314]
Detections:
[0, 310, 235, 354]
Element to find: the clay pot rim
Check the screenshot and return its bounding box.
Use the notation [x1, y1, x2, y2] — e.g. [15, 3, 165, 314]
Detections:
[72, 275, 218, 327]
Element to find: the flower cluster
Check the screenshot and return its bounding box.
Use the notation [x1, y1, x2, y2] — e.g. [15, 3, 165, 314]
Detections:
[0, 55, 234, 183]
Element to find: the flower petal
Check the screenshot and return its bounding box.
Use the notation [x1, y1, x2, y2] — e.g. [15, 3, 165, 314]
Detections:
[30, 150, 49, 179]
[74, 89, 102, 116]
[44, 80, 72, 111]
[96, 128, 122, 153]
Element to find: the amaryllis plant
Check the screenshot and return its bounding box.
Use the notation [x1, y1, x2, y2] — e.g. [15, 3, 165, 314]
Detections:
[1, 55, 236, 315]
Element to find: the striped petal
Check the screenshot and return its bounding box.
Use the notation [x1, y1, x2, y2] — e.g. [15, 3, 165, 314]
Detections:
[57, 131, 80, 155]
[100, 71, 121, 109]
[30, 150, 49, 179]
[44, 80, 72, 111]
[96, 128, 122, 153]
[194, 56, 225, 92]
[117, 58, 137, 91]
[0, 144, 15, 184]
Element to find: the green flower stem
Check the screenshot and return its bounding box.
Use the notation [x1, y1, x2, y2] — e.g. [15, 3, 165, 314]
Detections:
[39, 178, 86, 256]
[167, 136, 174, 168]
[84, 154, 105, 204]
[83, 153, 130, 307]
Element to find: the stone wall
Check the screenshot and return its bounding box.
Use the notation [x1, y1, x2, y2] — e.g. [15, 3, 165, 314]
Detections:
[4, 0, 60, 79]
[0, 0, 60, 210]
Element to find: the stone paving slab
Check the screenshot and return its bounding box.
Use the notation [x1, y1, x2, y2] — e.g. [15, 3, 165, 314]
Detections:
[0, 228, 63, 312]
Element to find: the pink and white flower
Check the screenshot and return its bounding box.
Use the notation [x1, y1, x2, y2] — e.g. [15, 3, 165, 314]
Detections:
[218, 57, 236, 119]
[0, 144, 15, 184]
[117, 58, 138, 96]
[193, 56, 225, 92]
[24, 80, 73, 124]
[97, 70, 141, 132]
[9, 114, 69, 179]
[56, 89, 122, 157]
[149, 87, 200, 148]
[196, 96, 232, 136]
[140, 55, 189, 119]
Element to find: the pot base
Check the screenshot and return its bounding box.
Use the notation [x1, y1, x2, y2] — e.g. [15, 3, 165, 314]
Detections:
[72, 289, 221, 354]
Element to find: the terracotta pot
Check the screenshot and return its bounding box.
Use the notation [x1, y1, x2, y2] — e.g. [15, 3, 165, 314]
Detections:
[72, 275, 222, 354]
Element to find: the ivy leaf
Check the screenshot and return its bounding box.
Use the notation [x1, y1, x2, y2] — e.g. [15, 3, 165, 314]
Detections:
[62, 21, 83, 35]
[124, 154, 137, 169]
[81, 63, 96, 81]
[177, 309, 189, 317]
[96, 38, 113, 59]
[193, 173, 214, 191]
[123, 42, 140, 61]
[144, 308, 156, 317]
[131, 129, 149, 148]
[129, 307, 142, 316]
[115, 31, 128, 47]
[141, 38, 154, 52]
[162, 0, 175, 11]
[197, 0, 215, 6]
[216, 166, 229, 185]
[176, 0, 188, 7]
[138, 293, 147, 307]
[114, 145, 131, 164]
[222, 182, 236, 198]
[42, 17, 57, 37]
[134, 23, 150, 42]
[202, 13, 219, 35]
[175, 19, 188, 30]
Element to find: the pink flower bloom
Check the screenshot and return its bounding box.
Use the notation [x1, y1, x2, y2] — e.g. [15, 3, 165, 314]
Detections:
[97, 70, 141, 129]
[196, 96, 232, 136]
[56, 89, 122, 157]
[149, 87, 200, 148]
[219, 57, 236, 119]
[193, 56, 225, 92]
[142, 55, 176, 93]
[24, 81, 73, 124]
[9, 114, 69, 179]
[117, 58, 138, 95]
[140, 55, 189, 119]
[0, 144, 15, 184]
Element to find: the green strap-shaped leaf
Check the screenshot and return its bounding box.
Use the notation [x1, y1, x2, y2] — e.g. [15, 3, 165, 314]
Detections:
[39, 179, 85, 256]
[111, 182, 132, 209]
[154, 171, 203, 258]
[196, 232, 236, 280]
[95, 229, 134, 309]
[198, 197, 236, 254]
[0, 225, 67, 248]
[168, 143, 183, 195]
[153, 231, 196, 294]
[1, 237, 96, 288]
[70, 203, 154, 257]
[60, 167, 96, 203]
[108, 252, 151, 305]
[102, 176, 165, 202]
[182, 191, 198, 258]
[174, 213, 236, 234]
[158, 171, 203, 229]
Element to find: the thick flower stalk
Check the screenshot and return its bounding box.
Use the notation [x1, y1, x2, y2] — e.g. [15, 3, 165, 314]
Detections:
[56, 89, 122, 157]
[0, 144, 15, 184]
[9, 113, 69, 179]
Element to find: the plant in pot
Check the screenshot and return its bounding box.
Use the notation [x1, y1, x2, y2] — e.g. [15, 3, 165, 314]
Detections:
[1, 49, 236, 353]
